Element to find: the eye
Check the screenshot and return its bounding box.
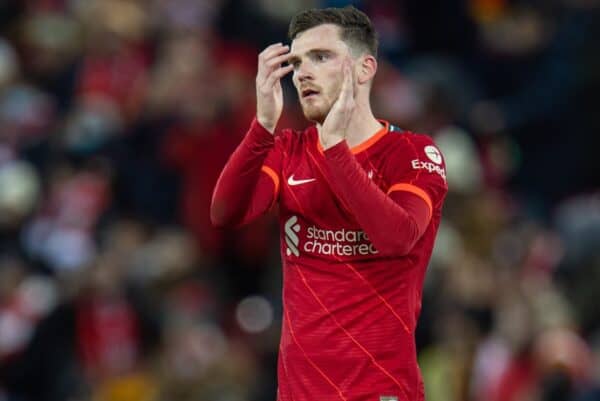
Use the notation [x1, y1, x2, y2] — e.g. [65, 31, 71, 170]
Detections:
[316, 53, 328, 62]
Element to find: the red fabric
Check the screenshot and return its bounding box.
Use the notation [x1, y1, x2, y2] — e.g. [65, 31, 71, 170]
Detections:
[211, 120, 444, 256]
[211, 119, 448, 401]
[322, 141, 431, 256]
[210, 118, 278, 228]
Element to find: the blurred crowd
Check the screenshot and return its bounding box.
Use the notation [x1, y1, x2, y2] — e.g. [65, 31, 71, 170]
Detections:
[0, 0, 599, 400]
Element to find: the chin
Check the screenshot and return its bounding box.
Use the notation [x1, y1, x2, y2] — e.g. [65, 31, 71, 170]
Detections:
[302, 104, 328, 125]
[304, 112, 325, 124]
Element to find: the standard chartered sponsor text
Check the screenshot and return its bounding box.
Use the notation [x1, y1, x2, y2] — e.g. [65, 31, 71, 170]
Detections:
[304, 225, 378, 256]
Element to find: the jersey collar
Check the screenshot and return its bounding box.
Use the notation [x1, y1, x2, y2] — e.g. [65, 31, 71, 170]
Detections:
[316, 119, 390, 155]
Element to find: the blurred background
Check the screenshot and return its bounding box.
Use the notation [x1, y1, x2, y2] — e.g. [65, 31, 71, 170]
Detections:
[0, 0, 599, 400]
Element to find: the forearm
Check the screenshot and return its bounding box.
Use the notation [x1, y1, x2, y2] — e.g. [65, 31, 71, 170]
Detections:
[323, 142, 431, 256]
[211, 118, 277, 227]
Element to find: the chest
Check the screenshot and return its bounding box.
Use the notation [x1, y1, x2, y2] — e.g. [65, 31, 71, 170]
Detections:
[279, 145, 389, 226]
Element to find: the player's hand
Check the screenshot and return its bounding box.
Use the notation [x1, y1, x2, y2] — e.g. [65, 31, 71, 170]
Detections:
[320, 58, 355, 149]
[256, 43, 294, 134]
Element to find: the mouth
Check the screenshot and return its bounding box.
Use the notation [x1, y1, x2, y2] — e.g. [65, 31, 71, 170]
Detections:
[301, 88, 320, 99]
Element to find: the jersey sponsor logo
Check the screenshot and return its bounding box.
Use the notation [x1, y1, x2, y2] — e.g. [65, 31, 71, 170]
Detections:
[284, 216, 300, 256]
[411, 159, 446, 181]
[284, 215, 378, 257]
[424, 145, 443, 164]
[287, 174, 316, 186]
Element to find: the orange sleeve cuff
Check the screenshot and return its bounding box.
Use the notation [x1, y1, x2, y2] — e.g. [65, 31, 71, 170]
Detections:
[387, 183, 433, 221]
[261, 165, 279, 201]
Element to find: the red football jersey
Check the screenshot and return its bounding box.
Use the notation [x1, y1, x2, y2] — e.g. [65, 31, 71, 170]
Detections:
[212, 119, 448, 401]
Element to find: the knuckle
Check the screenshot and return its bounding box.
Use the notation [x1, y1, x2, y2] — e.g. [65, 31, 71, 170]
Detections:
[270, 59, 283, 68]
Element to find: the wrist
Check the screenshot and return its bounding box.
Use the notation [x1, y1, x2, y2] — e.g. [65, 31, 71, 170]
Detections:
[256, 116, 276, 134]
[320, 134, 345, 150]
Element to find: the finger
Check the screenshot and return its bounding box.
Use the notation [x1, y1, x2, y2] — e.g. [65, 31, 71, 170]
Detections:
[258, 44, 289, 68]
[265, 64, 294, 87]
[257, 46, 291, 81]
[259, 43, 286, 59]
[350, 60, 358, 98]
[265, 52, 294, 70]
[263, 45, 290, 62]
[339, 59, 354, 104]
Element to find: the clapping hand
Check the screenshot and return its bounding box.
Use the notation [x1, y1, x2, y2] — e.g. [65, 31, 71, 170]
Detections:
[255, 43, 294, 134]
[320, 58, 356, 149]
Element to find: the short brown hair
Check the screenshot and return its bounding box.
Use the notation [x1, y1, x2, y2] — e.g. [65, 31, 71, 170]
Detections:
[288, 6, 378, 58]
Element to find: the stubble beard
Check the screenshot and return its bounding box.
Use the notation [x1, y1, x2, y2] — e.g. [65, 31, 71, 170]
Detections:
[300, 81, 342, 125]
[301, 101, 330, 125]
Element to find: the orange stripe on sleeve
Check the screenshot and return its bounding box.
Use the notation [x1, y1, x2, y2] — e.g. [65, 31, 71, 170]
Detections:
[387, 183, 433, 220]
[261, 165, 279, 199]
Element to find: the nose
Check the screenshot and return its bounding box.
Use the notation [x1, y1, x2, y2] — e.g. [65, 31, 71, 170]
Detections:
[296, 62, 314, 83]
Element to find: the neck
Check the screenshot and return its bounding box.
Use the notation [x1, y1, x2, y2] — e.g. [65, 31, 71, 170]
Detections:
[317, 101, 383, 149]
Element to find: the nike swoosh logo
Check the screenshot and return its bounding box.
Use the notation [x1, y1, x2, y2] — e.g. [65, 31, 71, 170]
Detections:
[287, 175, 316, 186]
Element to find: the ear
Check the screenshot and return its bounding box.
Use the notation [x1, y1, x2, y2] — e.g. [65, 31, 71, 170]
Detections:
[356, 54, 377, 85]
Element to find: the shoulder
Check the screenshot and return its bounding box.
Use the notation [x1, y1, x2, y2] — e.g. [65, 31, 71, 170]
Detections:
[385, 124, 440, 152]
[383, 124, 445, 164]
[382, 124, 448, 203]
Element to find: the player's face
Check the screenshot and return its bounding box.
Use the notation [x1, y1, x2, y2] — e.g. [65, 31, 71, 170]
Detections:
[289, 24, 351, 124]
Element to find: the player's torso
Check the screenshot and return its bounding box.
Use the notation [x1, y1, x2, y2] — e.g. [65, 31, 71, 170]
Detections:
[278, 126, 400, 264]
[273, 125, 440, 401]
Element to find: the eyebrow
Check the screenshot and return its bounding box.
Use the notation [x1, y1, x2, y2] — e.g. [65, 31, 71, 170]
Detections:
[288, 48, 334, 65]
